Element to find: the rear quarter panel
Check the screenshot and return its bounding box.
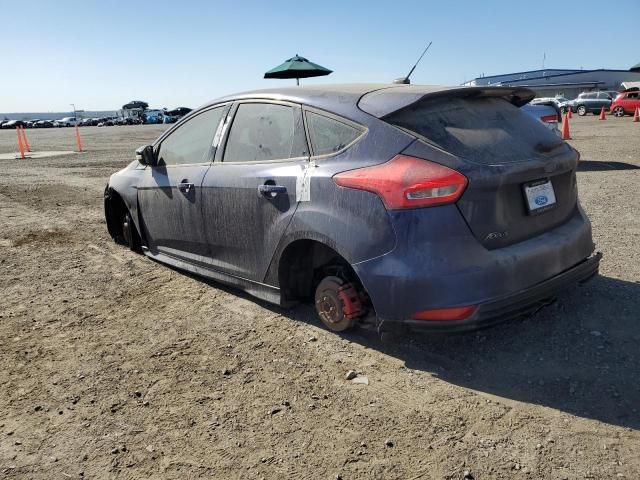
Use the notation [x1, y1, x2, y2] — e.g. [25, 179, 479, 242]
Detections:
[263, 118, 415, 285]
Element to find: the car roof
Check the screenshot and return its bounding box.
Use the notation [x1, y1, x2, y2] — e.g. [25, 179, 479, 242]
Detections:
[205, 83, 399, 119]
[200, 83, 534, 120]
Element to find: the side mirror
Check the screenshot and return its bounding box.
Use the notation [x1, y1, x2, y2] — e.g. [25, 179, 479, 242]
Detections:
[136, 144, 156, 166]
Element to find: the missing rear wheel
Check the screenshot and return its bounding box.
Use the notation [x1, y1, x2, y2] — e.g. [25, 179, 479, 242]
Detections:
[314, 276, 363, 332]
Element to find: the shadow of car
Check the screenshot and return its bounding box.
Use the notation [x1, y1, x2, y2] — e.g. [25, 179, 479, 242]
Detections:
[363, 275, 640, 430]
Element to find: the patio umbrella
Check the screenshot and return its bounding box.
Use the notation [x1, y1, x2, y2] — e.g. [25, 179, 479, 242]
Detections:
[264, 55, 332, 86]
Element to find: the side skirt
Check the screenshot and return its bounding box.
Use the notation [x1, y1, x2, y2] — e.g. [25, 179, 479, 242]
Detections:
[142, 247, 282, 306]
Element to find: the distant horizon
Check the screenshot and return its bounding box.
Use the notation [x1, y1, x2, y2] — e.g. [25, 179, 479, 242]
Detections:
[0, 110, 119, 121]
[1, 103, 192, 116]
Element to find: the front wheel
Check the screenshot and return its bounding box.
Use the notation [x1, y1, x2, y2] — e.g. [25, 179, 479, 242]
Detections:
[613, 107, 625, 117]
[577, 106, 587, 116]
[121, 211, 141, 251]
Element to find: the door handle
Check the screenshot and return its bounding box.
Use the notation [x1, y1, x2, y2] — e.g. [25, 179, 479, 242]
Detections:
[178, 182, 194, 194]
[258, 184, 287, 197]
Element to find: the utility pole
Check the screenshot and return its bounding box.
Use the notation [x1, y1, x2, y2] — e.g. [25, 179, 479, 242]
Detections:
[70, 103, 76, 120]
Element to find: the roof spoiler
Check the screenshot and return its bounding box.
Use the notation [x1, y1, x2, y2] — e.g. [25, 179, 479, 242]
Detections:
[358, 86, 536, 118]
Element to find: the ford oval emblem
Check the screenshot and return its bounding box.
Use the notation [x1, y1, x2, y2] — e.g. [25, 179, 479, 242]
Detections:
[535, 195, 548, 206]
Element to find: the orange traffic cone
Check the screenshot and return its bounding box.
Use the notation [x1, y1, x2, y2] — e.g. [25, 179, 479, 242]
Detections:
[567, 108, 572, 119]
[75, 125, 83, 152]
[599, 106, 606, 120]
[16, 126, 25, 159]
[634, 106, 639, 123]
[561, 113, 571, 140]
[20, 126, 31, 152]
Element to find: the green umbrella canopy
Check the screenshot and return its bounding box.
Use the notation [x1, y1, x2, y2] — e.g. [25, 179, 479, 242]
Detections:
[264, 55, 332, 84]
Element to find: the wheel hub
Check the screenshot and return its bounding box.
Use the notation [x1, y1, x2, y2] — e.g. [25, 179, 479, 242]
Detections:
[317, 291, 342, 324]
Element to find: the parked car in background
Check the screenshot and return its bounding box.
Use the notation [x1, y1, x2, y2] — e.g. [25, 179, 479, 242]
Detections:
[1, 120, 26, 129]
[142, 110, 165, 124]
[531, 96, 570, 112]
[97, 117, 117, 127]
[116, 117, 142, 126]
[603, 91, 620, 101]
[522, 102, 561, 136]
[553, 96, 571, 113]
[55, 117, 77, 127]
[610, 89, 640, 117]
[35, 120, 54, 128]
[532, 96, 571, 113]
[162, 107, 193, 124]
[569, 92, 613, 116]
[105, 84, 600, 333]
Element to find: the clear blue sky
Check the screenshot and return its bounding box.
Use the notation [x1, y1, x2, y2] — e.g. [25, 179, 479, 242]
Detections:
[2, 0, 638, 112]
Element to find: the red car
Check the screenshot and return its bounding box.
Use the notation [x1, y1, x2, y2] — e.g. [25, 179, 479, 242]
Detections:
[610, 89, 640, 117]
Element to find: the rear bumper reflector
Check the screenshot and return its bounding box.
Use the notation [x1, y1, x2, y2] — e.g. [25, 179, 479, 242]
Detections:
[411, 305, 477, 321]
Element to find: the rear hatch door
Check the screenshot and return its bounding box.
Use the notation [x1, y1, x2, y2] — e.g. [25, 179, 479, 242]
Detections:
[362, 88, 579, 249]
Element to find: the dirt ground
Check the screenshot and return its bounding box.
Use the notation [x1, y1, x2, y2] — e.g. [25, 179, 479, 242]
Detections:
[0, 116, 639, 480]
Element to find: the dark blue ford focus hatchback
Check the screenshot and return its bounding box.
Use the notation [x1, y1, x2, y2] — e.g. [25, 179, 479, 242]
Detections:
[105, 84, 600, 332]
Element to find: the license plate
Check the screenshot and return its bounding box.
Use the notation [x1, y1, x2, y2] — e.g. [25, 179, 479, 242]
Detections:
[524, 179, 557, 214]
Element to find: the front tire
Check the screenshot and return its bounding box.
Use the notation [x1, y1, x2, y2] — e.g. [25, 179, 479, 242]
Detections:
[121, 211, 141, 251]
[577, 105, 587, 116]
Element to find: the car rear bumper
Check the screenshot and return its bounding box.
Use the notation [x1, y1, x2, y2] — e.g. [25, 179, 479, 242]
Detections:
[352, 204, 598, 331]
[380, 252, 600, 332]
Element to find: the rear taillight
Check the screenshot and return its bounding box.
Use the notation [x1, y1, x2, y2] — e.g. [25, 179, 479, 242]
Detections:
[332, 154, 468, 209]
[411, 305, 477, 321]
[540, 114, 558, 123]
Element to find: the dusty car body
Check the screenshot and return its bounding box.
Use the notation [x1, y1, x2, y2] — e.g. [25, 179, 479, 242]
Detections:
[105, 84, 600, 333]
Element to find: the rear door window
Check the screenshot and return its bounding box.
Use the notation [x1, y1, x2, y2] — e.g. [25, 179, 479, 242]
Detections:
[384, 97, 561, 165]
[305, 111, 363, 156]
[223, 103, 308, 162]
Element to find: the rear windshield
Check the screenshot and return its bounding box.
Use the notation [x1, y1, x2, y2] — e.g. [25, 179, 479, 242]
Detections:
[385, 97, 562, 165]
